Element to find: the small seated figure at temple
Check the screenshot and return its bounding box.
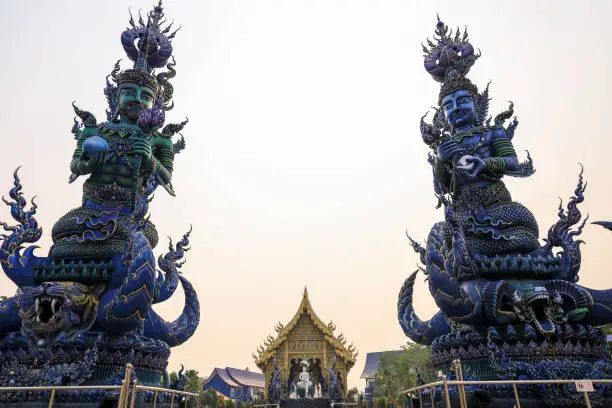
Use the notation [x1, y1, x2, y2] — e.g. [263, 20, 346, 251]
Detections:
[295, 360, 313, 399]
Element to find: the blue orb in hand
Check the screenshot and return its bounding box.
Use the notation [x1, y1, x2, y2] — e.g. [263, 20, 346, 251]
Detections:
[82, 135, 109, 154]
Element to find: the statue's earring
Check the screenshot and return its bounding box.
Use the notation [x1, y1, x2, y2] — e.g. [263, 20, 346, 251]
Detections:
[473, 94, 482, 125]
[111, 96, 120, 122]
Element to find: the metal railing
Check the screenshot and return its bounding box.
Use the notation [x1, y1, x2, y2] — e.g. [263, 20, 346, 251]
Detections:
[403, 360, 612, 408]
[0, 363, 200, 408]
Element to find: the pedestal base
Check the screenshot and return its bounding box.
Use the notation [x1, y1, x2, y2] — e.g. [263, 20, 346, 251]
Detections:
[281, 398, 330, 408]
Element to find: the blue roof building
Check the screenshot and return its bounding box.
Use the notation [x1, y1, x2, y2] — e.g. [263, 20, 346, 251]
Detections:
[359, 351, 405, 403]
[202, 367, 265, 403]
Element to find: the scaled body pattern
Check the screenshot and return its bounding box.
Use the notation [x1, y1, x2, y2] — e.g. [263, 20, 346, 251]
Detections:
[398, 18, 612, 407]
[0, 1, 199, 404]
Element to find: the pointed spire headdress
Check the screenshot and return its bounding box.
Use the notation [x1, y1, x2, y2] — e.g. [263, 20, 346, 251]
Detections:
[422, 15, 481, 104]
[105, 1, 179, 119]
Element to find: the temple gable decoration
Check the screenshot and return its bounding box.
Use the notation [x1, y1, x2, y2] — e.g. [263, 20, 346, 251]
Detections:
[254, 287, 358, 401]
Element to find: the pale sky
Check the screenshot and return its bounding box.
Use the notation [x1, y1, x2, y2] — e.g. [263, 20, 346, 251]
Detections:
[0, 0, 611, 392]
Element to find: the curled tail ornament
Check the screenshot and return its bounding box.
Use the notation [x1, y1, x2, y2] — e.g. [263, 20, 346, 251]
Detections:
[144, 274, 200, 347]
[398, 270, 451, 345]
[154, 226, 191, 304]
[581, 286, 612, 326]
[170, 364, 187, 390]
[72, 102, 97, 128]
[592, 221, 612, 232]
[0, 167, 42, 287]
[543, 165, 588, 282]
[157, 56, 177, 111]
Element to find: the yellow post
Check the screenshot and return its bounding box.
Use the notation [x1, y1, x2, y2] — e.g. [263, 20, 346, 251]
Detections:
[129, 380, 138, 408]
[119, 364, 133, 408]
[456, 361, 462, 408]
[418, 389, 422, 408]
[47, 389, 56, 408]
[512, 383, 521, 408]
[442, 375, 451, 408]
[453, 360, 467, 408]
[429, 385, 435, 407]
[153, 391, 158, 408]
[583, 391, 592, 408]
[171, 392, 175, 408]
[118, 380, 125, 408]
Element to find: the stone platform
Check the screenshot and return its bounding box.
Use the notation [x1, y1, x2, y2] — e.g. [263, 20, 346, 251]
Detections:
[281, 398, 330, 408]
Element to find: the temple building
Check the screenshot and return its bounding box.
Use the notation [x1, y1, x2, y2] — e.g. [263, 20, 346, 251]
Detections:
[201, 367, 265, 403]
[253, 288, 358, 400]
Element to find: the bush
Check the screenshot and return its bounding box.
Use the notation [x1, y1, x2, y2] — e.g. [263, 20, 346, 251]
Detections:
[375, 397, 387, 408]
[199, 388, 218, 408]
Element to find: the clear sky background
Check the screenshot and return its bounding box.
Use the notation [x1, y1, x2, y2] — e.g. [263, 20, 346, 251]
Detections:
[0, 0, 611, 392]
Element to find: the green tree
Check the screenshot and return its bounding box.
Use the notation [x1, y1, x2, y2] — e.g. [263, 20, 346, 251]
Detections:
[184, 369, 203, 393]
[373, 344, 432, 403]
[199, 388, 218, 408]
[169, 371, 179, 386]
[375, 397, 387, 408]
[224, 398, 236, 408]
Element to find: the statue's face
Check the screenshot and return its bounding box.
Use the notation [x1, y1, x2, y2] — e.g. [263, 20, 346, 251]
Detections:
[441, 89, 478, 132]
[118, 83, 156, 122]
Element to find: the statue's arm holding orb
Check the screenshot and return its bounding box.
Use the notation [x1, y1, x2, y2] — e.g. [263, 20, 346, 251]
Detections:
[70, 132, 109, 176]
[481, 128, 520, 177]
[455, 129, 519, 179]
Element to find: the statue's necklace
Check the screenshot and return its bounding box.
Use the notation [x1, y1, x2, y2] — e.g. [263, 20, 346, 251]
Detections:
[452, 127, 486, 154]
[452, 126, 485, 143]
[98, 123, 140, 138]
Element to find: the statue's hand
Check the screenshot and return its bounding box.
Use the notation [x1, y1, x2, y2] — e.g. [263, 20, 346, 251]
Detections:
[76, 151, 106, 174]
[132, 139, 154, 167]
[456, 155, 485, 179]
[437, 140, 461, 163]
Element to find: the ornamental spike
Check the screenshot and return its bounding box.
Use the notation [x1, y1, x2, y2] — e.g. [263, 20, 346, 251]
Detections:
[168, 25, 182, 40]
[128, 8, 136, 28]
[138, 9, 145, 27]
[162, 21, 174, 34]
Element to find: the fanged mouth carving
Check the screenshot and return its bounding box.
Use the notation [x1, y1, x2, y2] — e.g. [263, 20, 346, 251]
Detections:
[35, 295, 64, 325]
[20, 282, 102, 340]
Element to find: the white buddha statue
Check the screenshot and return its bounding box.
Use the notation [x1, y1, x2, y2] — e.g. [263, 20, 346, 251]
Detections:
[296, 360, 313, 398]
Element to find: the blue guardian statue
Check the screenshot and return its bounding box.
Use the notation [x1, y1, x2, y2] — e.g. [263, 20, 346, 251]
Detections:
[399, 17, 612, 407]
[0, 1, 200, 403]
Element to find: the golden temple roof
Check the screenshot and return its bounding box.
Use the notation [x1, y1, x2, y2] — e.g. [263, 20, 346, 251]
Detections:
[253, 287, 358, 369]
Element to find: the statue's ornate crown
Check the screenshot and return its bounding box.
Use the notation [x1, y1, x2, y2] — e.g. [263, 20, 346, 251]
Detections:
[116, 69, 161, 93]
[422, 16, 481, 103]
[104, 1, 180, 120]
